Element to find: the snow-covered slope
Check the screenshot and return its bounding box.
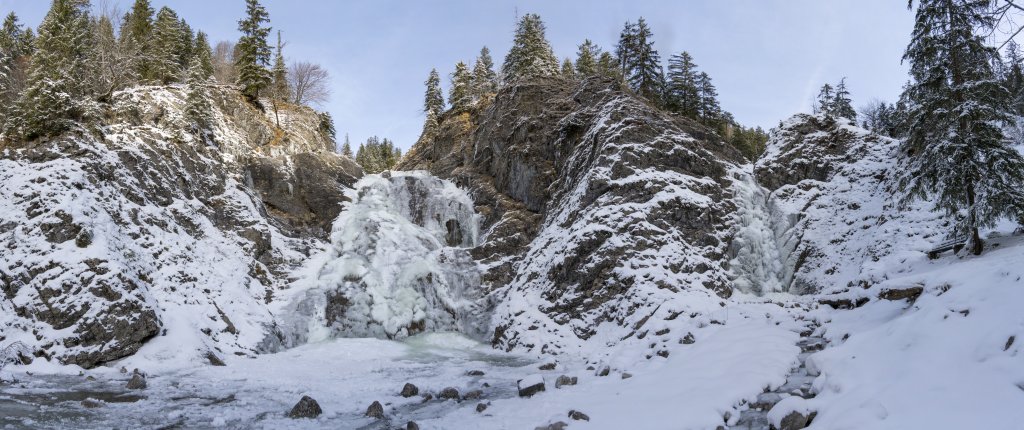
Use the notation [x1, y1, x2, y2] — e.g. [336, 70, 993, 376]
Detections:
[0, 85, 360, 368]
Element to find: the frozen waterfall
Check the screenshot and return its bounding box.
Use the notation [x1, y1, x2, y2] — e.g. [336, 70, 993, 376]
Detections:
[728, 170, 789, 295]
[276, 171, 487, 346]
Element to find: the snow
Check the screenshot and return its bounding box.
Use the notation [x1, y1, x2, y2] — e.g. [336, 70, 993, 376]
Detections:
[728, 168, 788, 294]
[275, 171, 487, 344]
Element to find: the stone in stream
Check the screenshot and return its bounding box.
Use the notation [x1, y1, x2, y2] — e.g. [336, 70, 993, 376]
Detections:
[421, 393, 433, 403]
[476, 402, 488, 413]
[595, 365, 610, 377]
[287, 395, 322, 419]
[621, 372, 633, 379]
[778, 410, 814, 430]
[438, 387, 460, 400]
[406, 421, 420, 430]
[555, 375, 577, 388]
[568, 409, 590, 421]
[365, 400, 385, 419]
[538, 362, 556, 371]
[125, 373, 147, 390]
[463, 389, 483, 400]
[400, 383, 419, 397]
[518, 375, 546, 397]
[534, 422, 568, 430]
[466, 370, 485, 376]
[205, 352, 226, 366]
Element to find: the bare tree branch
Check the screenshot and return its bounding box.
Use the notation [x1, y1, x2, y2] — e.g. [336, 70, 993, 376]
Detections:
[289, 61, 331, 107]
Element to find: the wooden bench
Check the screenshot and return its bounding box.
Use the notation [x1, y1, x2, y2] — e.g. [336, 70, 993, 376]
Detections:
[927, 237, 967, 259]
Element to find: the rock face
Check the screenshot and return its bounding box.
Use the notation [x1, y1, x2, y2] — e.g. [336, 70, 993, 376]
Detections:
[399, 76, 746, 356]
[0, 86, 360, 368]
[754, 114, 942, 294]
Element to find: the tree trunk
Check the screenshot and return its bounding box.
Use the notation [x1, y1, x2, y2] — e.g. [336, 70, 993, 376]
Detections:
[967, 184, 983, 255]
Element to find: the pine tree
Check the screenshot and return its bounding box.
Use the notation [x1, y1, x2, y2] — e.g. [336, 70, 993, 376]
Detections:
[596, 51, 619, 79]
[269, 30, 289, 127]
[1004, 40, 1024, 113]
[815, 83, 834, 116]
[419, 109, 440, 144]
[235, 0, 271, 101]
[501, 13, 558, 82]
[11, 0, 94, 140]
[318, 111, 335, 141]
[575, 39, 600, 77]
[1, 13, 34, 127]
[119, 0, 154, 82]
[696, 71, 721, 125]
[666, 51, 700, 117]
[561, 58, 576, 80]
[619, 18, 662, 101]
[174, 18, 194, 72]
[448, 61, 472, 112]
[832, 77, 857, 120]
[151, 7, 184, 84]
[900, 0, 1024, 255]
[184, 55, 213, 140]
[193, 32, 214, 79]
[616, 20, 637, 75]
[271, 31, 289, 101]
[424, 68, 444, 115]
[340, 133, 352, 157]
[471, 46, 497, 99]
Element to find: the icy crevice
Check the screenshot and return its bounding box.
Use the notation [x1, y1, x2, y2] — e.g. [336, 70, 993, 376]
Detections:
[277, 171, 487, 346]
[728, 170, 790, 295]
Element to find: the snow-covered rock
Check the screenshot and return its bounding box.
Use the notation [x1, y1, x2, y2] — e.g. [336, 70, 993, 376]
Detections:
[0, 85, 360, 368]
[400, 76, 750, 358]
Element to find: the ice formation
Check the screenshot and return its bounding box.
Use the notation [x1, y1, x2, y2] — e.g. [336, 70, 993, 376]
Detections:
[727, 170, 788, 294]
[280, 171, 487, 345]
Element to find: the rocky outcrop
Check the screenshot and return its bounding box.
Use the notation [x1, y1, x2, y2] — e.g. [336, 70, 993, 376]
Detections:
[0, 85, 360, 368]
[754, 114, 942, 294]
[399, 76, 746, 356]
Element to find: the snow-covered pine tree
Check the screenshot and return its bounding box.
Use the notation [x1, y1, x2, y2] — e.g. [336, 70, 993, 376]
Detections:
[815, 83, 834, 116]
[500, 13, 558, 83]
[666, 51, 700, 118]
[0, 12, 34, 128]
[696, 71, 721, 125]
[832, 77, 857, 120]
[424, 68, 445, 116]
[193, 32, 215, 79]
[575, 39, 600, 77]
[448, 61, 472, 112]
[119, 0, 155, 83]
[1004, 40, 1024, 113]
[234, 0, 271, 102]
[561, 58, 576, 80]
[901, 0, 1024, 255]
[175, 18, 194, 73]
[151, 7, 185, 84]
[471, 46, 497, 99]
[625, 18, 662, 102]
[184, 50, 214, 141]
[11, 0, 94, 140]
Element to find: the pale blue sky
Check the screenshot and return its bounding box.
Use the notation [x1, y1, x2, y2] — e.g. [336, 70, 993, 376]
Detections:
[1, 1, 916, 150]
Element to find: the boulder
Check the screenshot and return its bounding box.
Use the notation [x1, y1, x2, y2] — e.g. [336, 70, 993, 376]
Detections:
[555, 375, 578, 388]
[518, 375, 545, 397]
[364, 400, 384, 419]
[287, 395, 322, 419]
[476, 402, 488, 413]
[125, 374, 146, 390]
[568, 409, 590, 421]
[438, 387, 460, 400]
[400, 383, 419, 397]
[407, 422, 420, 430]
[463, 389, 483, 400]
[534, 422, 568, 430]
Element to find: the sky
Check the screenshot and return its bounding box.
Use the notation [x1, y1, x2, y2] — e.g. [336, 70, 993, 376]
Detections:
[0, 0, 918, 150]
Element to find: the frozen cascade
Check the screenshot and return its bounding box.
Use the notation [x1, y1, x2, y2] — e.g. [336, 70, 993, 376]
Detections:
[728, 170, 789, 295]
[276, 171, 487, 346]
